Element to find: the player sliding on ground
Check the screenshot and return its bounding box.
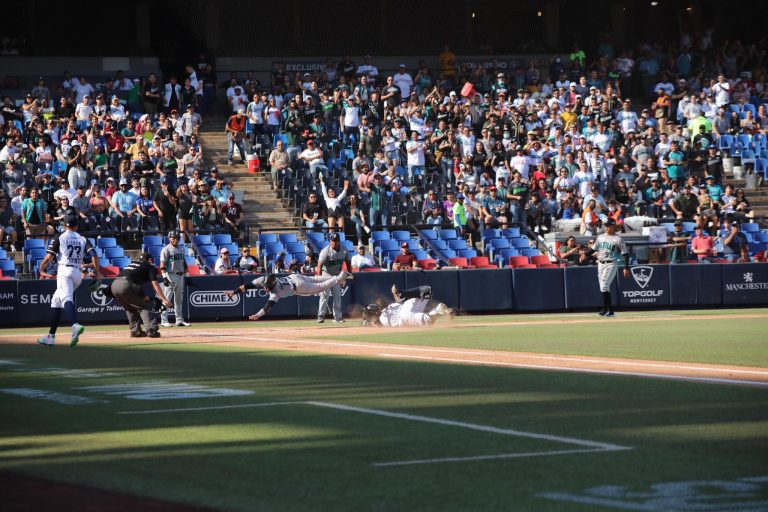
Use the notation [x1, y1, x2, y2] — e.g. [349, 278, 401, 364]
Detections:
[225, 271, 354, 320]
[361, 285, 455, 327]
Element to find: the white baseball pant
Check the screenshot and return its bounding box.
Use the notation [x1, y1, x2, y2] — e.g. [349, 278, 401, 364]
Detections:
[51, 266, 82, 308]
[597, 262, 618, 293]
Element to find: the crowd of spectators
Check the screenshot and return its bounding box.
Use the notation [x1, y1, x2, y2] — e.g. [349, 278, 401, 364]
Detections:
[0, 62, 247, 252]
[232, 37, 768, 262]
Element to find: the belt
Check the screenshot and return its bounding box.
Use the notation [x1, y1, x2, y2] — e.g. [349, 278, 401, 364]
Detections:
[599, 260, 614, 264]
[172, 272, 184, 275]
[65, 264, 78, 268]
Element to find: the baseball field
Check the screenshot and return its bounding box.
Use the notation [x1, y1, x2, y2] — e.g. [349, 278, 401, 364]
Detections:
[1, 308, 767, 511]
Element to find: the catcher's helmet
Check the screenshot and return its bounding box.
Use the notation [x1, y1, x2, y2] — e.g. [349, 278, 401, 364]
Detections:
[167, 230, 180, 239]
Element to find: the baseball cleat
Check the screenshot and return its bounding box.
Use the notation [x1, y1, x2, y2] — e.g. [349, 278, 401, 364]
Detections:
[604, 312, 616, 317]
[341, 271, 354, 281]
[130, 331, 147, 338]
[597, 310, 607, 316]
[391, 285, 402, 301]
[37, 334, 55, 347]
[333, 318, 345, 323]
[175, 321, 191, 327]
[161, 322, 173, 327]
[71, 324, 85, 347]
[317, 317, 325, 323]
[147, 331, 161, 338]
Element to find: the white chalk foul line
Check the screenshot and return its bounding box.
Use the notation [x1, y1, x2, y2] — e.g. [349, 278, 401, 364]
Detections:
[378, 354, 768, 388]
[117, 401, 298, 415]
[306, 401, 627, 451]
[118, 399, 629, 466]
[373, 447, 628, 468]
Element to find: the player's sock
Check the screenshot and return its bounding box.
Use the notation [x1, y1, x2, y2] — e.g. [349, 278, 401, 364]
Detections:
[63, 301, 79, 325]
[49, 308, 62, 335]
[603, 292, 611, 312]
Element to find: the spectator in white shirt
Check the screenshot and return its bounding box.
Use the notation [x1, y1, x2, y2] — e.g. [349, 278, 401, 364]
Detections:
[405, 131, 425, 185]
[72, 76, 95, 103]
[298, 140, 326, 179]
[393, 64, 413, 99]
[351, 245, 376, 270]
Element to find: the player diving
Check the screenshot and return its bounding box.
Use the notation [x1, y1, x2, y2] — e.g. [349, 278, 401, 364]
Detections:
[225, 270, 354, 320]
[361, 285, 455, 327]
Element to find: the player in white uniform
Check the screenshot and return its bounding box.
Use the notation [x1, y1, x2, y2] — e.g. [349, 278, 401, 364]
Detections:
[37, 216, 101, 346]
[361, 286, 454, 327]
[159, 230, 190, 327]
[591, 218, 630, 317]
[225, 271, 354, 320]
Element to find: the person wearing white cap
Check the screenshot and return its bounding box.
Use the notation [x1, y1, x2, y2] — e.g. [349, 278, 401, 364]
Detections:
[109, 177, 139, 230]
[214, 246, 238, 275]
[393, 64, 413, 99]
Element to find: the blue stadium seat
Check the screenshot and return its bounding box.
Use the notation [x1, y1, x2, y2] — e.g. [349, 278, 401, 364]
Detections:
[284, 242, 305, 254]
[278, 233, 299, 245]
[448, 239, 468, 251]
[185, 256, 197, 266]
[26, 247, 46, 263]
[494, 248, 519, 266]
[194, 234, 213, 246]
[104, 247, 125, 259]
[0, 259, 17, 277]
[213, 234, 232, 246]
[97, 237, 117, 248]
[0, 249, 6, 260]
[439, 229, 458, 240]
[511, 238, 530, 249]
[305, 232, 325, 244]
[419, 229, 439, 241]
[370, 231, 390, 243]
[458, 249, 478, 259]
[142, 235, 162, 248]
[412, 249, 428, 260]
[431, 239, 448, 251]
[391, 230, 410, 242]
[520, 248, 540, 257]
[111, 257, 131, 269]
[375, 239, 400, 258]
[482, 228, 502, 241]
[198, 245, 217, 257]
[405, 239, 420, 251]
[503, 227, 521, 238]
[741, 223, 759, 233]
[24, 239, 46, 251]
[258, 233, 278, 246]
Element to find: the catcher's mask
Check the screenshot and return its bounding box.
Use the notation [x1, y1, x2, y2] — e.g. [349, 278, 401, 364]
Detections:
[361, 303, 383, 327]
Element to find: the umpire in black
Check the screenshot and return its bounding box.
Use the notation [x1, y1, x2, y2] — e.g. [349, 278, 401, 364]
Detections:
[110, 252, 172, 338]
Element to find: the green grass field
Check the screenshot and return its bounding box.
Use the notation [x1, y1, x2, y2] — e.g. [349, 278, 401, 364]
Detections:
[1, 309, 767, 511]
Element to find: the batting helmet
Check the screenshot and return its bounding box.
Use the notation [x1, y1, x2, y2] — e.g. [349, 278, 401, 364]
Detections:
[361, 303, 383, 327]
[168, 230, 180, 239]
[253, 274, 278, 291]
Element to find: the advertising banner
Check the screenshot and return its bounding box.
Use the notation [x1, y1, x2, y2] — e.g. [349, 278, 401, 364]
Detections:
[74, 278, 125, 323]
[0, 280, 17, 326]
[17, 279, 57, 326]
[722, 264, 768, 305]
[618, 264, 670, 308]
[186, 275, 243, 321]
[513, 268, 565, 311]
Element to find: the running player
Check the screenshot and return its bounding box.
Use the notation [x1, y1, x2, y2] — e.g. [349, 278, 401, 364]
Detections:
[37, 216, 101, 346]
[225, 271, 353, 320]
[592, 218, 630, 317]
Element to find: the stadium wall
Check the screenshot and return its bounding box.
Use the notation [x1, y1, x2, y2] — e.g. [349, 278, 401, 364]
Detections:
[2, 264, 767, 327]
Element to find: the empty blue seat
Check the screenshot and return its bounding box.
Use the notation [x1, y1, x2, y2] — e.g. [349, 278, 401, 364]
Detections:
[198, 245, 217, 257]
[342, 240, 355, 252]
[375, 239, 400, 257]
[104, 246, 125, 259]
[405, 239, 420, 251]
[258, 233, 278, 246]
[439, 229, 458, 240]
[0, 259, 17, 277]
[305, 232, 325, 244]
[97, 237, 117, 248]
[458, 249, 478, 259]
[482, 228, 502, 241]
[419, 230, 438, 241]
[718, 134, 733, 149]
[263, 242, 285, 256]
[520, 248, 540, 257]
[278, 233, 299, 245]
[111, 257, 131, 269]
[185, 256, 197, 265]
[511, 238, 530, 249]
[448, 239, 468, 251]
[494, 248, 519, 265]
[441, 249, 457, 259]
[194, 234, 213, 246]
[503, 227, 521, 238]
[142, 235, 162, 248]
[24, 239, 46, 251]
[412, 249, 429, 260]
[391, 230, 410, 242]
[741, 223, 759, 233]
[431, 239, 448, 251]
[213, 234, 232, 246]
[285, 242, 305, 254]
[220, 243, 238, 255]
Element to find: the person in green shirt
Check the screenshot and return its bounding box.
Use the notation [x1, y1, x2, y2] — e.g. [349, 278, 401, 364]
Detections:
[368, 174, 388, 227]
[663, 141, 687, 180]
[453, 194, 467, 235]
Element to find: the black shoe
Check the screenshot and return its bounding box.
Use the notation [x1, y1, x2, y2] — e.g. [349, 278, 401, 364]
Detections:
[147, 331, 161, 338]
[130, 331, 147, 338]
[597, 310, 607, 316]
[604, 312, 615, 318]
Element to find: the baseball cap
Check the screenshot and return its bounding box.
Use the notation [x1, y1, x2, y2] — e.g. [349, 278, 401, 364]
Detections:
[307, 139, 314, 145]
[329, 232, 340, 241]
[604, 218, 617, 227]
[456, 193, 465, 200]
[706, 175, 715, 180]
[401, 242, 408, 248]
[497, 72, 505, 78]
[220, 247, 230, 254]
[119, 178, 128, 186]
[674, 219, 683, 226]
[71, 140, 80, 146]
[399, 63, 406, 68]
[65, 215, 79, 228]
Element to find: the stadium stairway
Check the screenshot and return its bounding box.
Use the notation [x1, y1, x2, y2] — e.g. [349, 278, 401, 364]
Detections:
[198, 118, 300, 241]
[722, 170, 768, 222]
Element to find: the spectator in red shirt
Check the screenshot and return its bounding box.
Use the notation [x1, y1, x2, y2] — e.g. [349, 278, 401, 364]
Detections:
[691, 226, 715, 262]
[392, 242, 418, 270]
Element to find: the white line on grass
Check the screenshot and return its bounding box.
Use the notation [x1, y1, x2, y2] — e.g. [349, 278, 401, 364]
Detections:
[378, 354, 768, 388]
[117, 401, 298, 414]
[373, 447, 628, 467]
[307, 401, 628, 450]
